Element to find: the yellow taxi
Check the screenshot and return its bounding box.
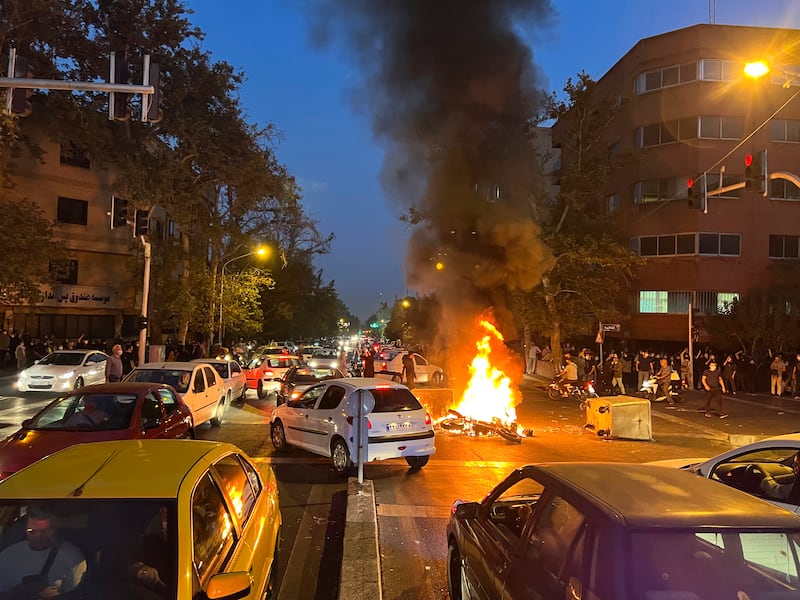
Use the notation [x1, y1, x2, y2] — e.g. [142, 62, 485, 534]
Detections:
[0, 439, 281, 599]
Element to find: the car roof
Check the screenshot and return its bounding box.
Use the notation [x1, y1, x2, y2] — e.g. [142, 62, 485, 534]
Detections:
[0, 440, 239, 499]
[325, 377, 409, 391]
[48, 350, 101, 355]
[133, 361, 203, 370]
[191, 358, 230, 365]
[65, 382, 177, 393]
[527, 463, 800, 529]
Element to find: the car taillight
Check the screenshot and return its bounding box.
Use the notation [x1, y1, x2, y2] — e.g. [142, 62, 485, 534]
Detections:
[378, 362, 387, 371]
[264, 370, 274, 378]
[425, 412, 432, 425]
[346, 417, 372, 429]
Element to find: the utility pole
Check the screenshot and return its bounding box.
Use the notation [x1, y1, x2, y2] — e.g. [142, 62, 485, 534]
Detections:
[138, 237, 151, 366]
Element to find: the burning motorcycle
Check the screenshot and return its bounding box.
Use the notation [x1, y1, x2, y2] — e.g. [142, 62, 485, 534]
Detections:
[638, 373, 684, 403]
[547, 376, 597, 401]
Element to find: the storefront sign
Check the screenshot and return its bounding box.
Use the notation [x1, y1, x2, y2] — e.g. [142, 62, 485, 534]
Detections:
[38, 285, 120, 308]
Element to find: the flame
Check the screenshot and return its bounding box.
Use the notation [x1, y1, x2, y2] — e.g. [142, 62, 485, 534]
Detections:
[451, 318, 519, 427]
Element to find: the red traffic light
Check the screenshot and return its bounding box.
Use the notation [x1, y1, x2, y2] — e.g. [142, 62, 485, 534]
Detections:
[745, 153, 753, 167]
[687, 177, 694, 188]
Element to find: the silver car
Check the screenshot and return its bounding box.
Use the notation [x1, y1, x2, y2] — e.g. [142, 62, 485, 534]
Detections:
[18, 350, 109, 392]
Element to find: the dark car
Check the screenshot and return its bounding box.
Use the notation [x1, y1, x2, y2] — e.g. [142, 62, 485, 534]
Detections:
[278, 365, 345, 404]
[0, 382, 194, 480]
[447, 462, 800, 600]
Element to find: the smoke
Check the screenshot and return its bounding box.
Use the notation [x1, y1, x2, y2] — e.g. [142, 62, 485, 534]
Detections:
[302, 0, 555, 347]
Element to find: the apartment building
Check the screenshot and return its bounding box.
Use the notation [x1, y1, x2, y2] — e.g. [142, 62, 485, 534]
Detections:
[553, 24, 800, 343]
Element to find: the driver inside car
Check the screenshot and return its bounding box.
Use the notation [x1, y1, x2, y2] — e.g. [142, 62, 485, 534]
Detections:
[757, 451, 800, 500]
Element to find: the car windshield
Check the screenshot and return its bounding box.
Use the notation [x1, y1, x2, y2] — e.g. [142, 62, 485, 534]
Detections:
[312, 350, 337, 358]
[127, 369, 192, 393]
[370, 388, 422, 412]
[293, 368, 338, 384]
[266, 358, 294, 368]
[27, 393, 137, 431]
[36, 352, 85, 366]
[629, 529, 800, 598]
[0, 499, 177, 596]
[247, 356, 264, 369]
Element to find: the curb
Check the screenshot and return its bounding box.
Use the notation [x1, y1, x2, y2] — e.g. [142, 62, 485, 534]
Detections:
[339, 478, 382, 600]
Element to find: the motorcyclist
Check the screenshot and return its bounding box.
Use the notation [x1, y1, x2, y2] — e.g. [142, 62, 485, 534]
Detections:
[557, 353, 580, 395]
[655, 357, 674, 404]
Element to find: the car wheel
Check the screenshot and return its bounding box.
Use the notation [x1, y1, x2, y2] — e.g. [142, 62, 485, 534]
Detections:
[391, 374, 402, 383]
[447, 542, 469, 600]
[210, 400, 225, 427]
[271, 421, 287, 451]
[331, 438, 352, 475]
[239, 385, 247, 402]
[185, 428, 195, 439]
[74, 377, 84, 390]
[405, 455, 430, 469]
[257, 381, 266, 399]
[431, 371, 443, 386]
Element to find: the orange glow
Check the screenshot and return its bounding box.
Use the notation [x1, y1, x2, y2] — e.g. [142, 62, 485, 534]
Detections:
[451, 318, 519, 427]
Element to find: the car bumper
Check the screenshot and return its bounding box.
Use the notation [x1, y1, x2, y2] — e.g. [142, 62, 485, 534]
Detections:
[363, 431, 436, 461]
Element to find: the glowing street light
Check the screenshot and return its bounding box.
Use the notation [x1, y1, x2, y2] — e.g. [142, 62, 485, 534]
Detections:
[744, 61, 770, 79]
[218, 246, 268, 344]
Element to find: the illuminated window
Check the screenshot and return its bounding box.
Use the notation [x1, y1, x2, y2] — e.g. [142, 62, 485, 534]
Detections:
[639, 291, 667, 313]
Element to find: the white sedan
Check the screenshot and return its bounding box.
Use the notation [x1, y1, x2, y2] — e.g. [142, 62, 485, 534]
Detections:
[192, 358, 247, 404]
[649, 432, 800, 514]
[18, 349, 109, 392]
[373, 350, 445, 385]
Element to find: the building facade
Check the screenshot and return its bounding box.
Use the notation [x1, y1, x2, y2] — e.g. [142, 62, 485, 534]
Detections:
[554, 24, 800, 344]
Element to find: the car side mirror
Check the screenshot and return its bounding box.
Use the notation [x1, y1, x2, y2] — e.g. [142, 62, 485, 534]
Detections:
[453, 501, 479, 520]
[142, 418, 161, 430]
[21, 418, 32, 428]
[206, 571, 252, 600]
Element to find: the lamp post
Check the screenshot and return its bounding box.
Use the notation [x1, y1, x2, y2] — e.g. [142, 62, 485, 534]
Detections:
[218, 247, 267, 345]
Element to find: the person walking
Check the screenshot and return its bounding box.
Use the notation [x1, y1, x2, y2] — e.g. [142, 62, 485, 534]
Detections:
[105, 344, 124, 383]
[702, 360, 727, 419]
[14, 339, 26, 371]
[635, 351, 651, 391]
[610, 353, 625, 394]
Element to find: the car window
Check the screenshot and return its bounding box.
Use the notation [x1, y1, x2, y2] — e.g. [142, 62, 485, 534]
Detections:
[194, 370, 206, 393]
[127, 369, 192, 394]
[530, 495, 586, 577]
[203, 367, 217, 387]
[483, 477, 543, 541]
[208, 363, 228, 379]
[289, 385, 325, 409]
[230, 362, 241, 374]
[370, 388, 423, 412]
[93, 353, 107, 364]
[247, 356, 264, 369]
[38, 352, 84, 366]
[192, 472, 236, 583]
[317, 386, 346, 410]
[212, 455, 259, 528]
[158, 388, 179, 414]
[414, 355, 428, 367]
[141, 393, 163, 422]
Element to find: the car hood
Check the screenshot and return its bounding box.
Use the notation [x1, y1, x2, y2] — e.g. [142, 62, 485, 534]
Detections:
[0, 428, 134, 475]
[22, 364, 82, 376]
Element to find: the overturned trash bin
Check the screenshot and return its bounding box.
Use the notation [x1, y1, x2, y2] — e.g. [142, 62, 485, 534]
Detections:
[583, 395, 652, 441]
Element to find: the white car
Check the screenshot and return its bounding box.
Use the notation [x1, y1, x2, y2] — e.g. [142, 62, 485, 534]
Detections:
[193, 358, 248, 404]
[124, 362, 227, 427]
[270, 377, 435, 474]
[649, 432, 800, 514]
[307, 348, 342, 370]
[18, 350, 109, 392]
[374, 349, 445, 385]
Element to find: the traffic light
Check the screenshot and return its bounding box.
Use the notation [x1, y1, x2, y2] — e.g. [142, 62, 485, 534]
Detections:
[134, 209, 149, 237]
[112, 54, 131, 121]
[10, 56, 34, 116]
[136, 315, 148, 330]
[111, 196, 128, 229]
[146, 63, 164, 123]
[687, 176, 705, 210]
[744, 150, 768, 196]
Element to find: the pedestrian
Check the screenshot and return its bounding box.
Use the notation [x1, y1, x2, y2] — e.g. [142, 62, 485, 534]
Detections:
[680, 349, 690, 389]
[770, 353, 787, 396]
[0, 329, 8, 367]
[14, 340, 26, 371]
[792, 354, 800, 399]
[526, 341, 541, 375]
[362, 349, 375, 378]
[106, 344, 124, 383]
[610, 353, 625, 394]
[702, 360, 727, 419]
[721, 355, 736, 395]
[401, 351, 416, 388]
[635, 351, 650, 391]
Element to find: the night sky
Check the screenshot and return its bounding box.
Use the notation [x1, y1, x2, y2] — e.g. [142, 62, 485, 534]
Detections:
[187, 0, 800, 321]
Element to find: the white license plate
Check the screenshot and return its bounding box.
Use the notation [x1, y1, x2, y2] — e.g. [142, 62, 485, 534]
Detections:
[387, 422, 412, 432]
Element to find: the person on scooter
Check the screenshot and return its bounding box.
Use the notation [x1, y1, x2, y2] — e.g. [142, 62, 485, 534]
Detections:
[655, 357, 674, 404]
[557, 353, 579, 395]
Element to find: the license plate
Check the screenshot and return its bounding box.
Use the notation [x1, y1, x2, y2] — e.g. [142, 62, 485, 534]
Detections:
[387, 422, 412, 432]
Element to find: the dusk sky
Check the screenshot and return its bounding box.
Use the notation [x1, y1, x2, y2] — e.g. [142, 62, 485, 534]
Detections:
[187, 1, 800, 321]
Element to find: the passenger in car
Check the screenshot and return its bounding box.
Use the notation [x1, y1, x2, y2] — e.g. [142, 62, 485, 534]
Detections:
[64, 396, 109, 428]
[758, 452, 800, 500]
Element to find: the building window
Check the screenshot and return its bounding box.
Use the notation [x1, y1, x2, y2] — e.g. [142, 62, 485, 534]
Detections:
[59, 142, 90, 169]
[634, 62, 697, 94]
[770, 178, 800, 201]
[57, 197, 88, 226]
[771, 119, 800, 142]
[606, 193, 620, 215]
[700, 59, 738, 81]
[769, 234, 800, 258]
[640, 290, 739, 314]
[695, 291, 740, 314]
[698, 233, 741, 256]
[636, 119, 701, 148]
[699, 115, 743, 140]
[49, 260, 78, 285]
[639, 291, 668, 313]
[634, 178, 678, 203]
[634, 233, 738, 256]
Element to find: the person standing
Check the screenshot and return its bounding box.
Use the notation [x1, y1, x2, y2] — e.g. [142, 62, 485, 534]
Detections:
[770, 354, 787, 396]
[610, 354, 625, 394]
[106, 344, 124, 383]
[401, 351, 416, 388]
[526, 341, 541, 375]
[14, 339, 26, 371]
[721, 355, 737, 395]
[362, 349, 375, 378]
[635, 351, 650, 391]
[702, 360, 727, 419]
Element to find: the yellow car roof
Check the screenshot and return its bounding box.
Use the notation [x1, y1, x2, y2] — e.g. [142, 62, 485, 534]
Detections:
[0, 439, 239, 499]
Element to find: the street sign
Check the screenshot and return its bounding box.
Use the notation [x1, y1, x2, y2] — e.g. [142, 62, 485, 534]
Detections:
[602, 323, 621, 332]
[595, 332, 604, 344]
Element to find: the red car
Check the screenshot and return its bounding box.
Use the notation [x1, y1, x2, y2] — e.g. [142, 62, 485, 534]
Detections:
[0, 382, 194, 480]
[244, 354, 303, 399]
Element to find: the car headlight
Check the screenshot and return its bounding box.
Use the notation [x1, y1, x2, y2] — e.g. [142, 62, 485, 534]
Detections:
[18, 370, 27, 379]
[331, 361, 338, 369]
[58, 371, 75, 380]
[309, 360, 318, 368]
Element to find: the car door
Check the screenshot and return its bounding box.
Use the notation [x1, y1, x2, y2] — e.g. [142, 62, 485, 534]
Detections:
[85, 352, 107, 385]
[139, 392, 170, 438]
[413, 354, 431, 382]
[303, 384, 347, 455]
[157, 388, 191, 438]
[190, 368, 211, 423]
[229, 361, 246, 397]
[282, 385, 325, 450]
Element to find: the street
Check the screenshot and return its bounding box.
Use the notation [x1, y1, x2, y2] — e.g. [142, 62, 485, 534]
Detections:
[0, 373, 799, 599]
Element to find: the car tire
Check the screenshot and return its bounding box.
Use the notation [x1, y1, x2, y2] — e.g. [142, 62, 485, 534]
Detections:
[447, 542, 469, 600]
[331, 438, 352, 476]
[431, 371, 443, 386]
[405, 455, 430, 469]
[239, 385, 247, 402]
[271, 421, 287, 451]
[391, 374, 402, 383]
[185, 428, 195, 439]
[257, 381, 266, 400]
[74, 377, 84, 390]
[210, 400, 225, 427]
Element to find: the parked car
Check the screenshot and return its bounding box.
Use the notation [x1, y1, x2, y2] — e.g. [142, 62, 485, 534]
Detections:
[374, 350, 444, 385]
[278, 365, 345, 405]
[192, 358, 247, 404]
[0, 382, 194, 481]
[124, 362, 227, 427]
[447, 462, 800, 600]
[0, 439, 281, 599]
[17, 349, 109, 393]
[270, 377, 435, 474]
[244, 354, 303, 399]
[648, 432, 800, 514]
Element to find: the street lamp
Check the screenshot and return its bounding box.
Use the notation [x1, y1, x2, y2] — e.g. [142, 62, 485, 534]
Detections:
[218, 247, 267, 344]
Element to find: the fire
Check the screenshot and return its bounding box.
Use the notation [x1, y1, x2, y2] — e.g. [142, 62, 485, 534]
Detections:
[451, 319, 519, 428]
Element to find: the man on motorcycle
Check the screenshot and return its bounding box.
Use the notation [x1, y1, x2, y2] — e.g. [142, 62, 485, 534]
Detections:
[558, 353, 580, 394]
[655, 357, 674, 404]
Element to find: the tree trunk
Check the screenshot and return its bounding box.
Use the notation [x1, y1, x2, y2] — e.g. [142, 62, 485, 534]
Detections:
[177, 233, 191, 345]
[542, 276, 563, 369]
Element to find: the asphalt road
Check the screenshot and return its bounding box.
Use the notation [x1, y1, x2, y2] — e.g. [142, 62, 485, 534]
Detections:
[1, 373, 799, 600]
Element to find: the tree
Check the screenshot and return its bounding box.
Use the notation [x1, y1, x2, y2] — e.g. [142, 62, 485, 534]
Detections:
[516, 73, 640, 366]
